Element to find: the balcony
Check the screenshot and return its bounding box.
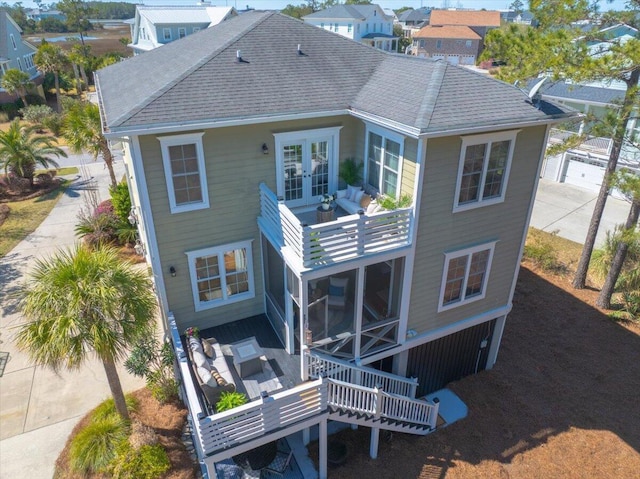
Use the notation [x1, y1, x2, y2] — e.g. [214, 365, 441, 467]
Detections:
[258, 183, 413, 270]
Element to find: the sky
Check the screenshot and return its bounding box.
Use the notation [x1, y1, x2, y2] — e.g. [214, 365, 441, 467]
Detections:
[11, 0, 632, 11]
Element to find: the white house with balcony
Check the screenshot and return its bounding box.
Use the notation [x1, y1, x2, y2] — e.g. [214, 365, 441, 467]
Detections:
[303, 3, 398, 52]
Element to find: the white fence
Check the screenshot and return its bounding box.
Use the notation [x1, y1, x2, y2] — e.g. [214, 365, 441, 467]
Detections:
[259, 183, 412, 268]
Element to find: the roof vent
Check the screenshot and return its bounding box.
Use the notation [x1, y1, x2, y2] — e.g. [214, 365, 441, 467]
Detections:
[236, 50, 242, 62]
[297, 44, 306, 56]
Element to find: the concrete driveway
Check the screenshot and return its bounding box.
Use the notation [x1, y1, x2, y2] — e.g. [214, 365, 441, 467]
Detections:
[0, 154, 146, 479]
[530, 178, 632, 247]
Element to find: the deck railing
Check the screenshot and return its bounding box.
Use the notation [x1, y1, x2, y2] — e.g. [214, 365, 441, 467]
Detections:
[327, 378, 438, 429]
[306, 350, 418, 398]
[549, 128, 613, 156]
[259, 183, 412, 269]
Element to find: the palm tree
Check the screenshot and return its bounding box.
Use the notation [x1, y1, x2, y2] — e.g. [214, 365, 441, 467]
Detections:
[0, 69, 33, 108]
[34, 43, 69, 113]
[0, 120, 66, 187]
[63, 101, 118, 188]
[16, 245, 157, 420]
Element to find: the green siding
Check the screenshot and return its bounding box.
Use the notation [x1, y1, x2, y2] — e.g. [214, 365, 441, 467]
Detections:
[401, 137, 418, 197]
[139, 116, 360, 331]
[408, 126, 547, 333]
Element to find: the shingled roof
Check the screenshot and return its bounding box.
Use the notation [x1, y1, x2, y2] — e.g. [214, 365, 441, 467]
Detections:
[414, 25, 481, 40]
[96, 11, 572, 136]
[429, 10, 501, 27]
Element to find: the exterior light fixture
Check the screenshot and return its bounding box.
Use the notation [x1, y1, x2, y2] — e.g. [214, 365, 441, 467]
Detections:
[262, 143, 269, 155]
[134, 239, 144, 256]
[127, 207, 137, 225]
[169, 266, 176, 277]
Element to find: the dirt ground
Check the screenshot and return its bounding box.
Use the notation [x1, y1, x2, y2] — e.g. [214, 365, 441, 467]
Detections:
[311, 264, 640, 478]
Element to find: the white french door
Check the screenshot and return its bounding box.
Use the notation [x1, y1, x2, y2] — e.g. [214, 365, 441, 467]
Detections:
[275, 127, 341, 208]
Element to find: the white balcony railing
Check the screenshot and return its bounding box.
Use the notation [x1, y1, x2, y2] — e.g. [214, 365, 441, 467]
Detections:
[259, 183, 412, 269]
[549, 128, 613, 157]
[306, 350, 418, 398]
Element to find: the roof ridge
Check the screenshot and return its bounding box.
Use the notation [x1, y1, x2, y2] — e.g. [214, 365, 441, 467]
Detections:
[108, 11, 274, 128]
[416, 60, 447, 129]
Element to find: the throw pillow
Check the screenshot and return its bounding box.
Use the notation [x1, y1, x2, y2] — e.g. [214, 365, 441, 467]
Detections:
[202, 339, 215, 359]
[197, 366, 217, 388]
[366, 200, 378, 215]
[210, 367, 228, 387]
[192, 350, 209, 369]
[336, 189, 348, 199]
[347, 184, 360, 202]
[354, 190, 365, 205]
[189, 336, 203, 353]
[360, 194, 372, 209]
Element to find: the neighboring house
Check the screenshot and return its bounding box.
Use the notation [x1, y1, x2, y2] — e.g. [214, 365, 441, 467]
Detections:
[429, 9, 501, 38]
[0, 11, 43, 104]
[25, 8, 66, 22]
[500, 10, 535, 25]
[538, 24, 640, 195]
[96, 12, 573, 478]
[536, 80, 640, 194]
[303, 3, 398, 52]
[397, 8, 430, 37]
[411, 25, 481, 65]
[128, 4, 237, 54]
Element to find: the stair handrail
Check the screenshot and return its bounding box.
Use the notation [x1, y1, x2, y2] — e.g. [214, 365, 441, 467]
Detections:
[306, 350, 418, 397]
[327, 378, 438, 430]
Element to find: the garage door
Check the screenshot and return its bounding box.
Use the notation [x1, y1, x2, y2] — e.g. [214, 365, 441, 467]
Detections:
[432, 54, 445, 61]
[562, 156, 606, 192]
[447, 55, 460, 65]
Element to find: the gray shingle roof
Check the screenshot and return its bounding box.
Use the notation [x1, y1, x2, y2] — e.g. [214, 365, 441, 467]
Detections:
[525, 79, 625, 105]
[96, 11, 574, 136]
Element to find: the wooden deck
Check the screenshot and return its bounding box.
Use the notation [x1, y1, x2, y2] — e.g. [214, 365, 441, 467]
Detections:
[199, 315, 304, 401]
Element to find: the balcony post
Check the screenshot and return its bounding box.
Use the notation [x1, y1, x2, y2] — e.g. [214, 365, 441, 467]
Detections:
[370, 426, 380, 459]
[319, 419, 328, 479]
[357, 210, 366, 256]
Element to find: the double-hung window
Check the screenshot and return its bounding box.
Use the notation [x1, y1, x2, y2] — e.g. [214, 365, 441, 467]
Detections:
[159, 133, 209, 214]
[454, 130, 518, 211]
[438, 242, 496, 311]
[178, 27, 186, 39]
[163, 28, 171, 41]
[187, 240, 255, 311]
[366, 126, 403, 198]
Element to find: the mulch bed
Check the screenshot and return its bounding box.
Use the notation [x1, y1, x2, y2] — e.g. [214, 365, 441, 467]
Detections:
[308, 264, 640, 478]
[0, 178, 64, 203]
[54, 388, 198, 479]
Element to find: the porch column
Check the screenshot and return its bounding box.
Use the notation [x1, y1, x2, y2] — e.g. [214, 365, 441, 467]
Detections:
[370, 426, 380, 459]
[319, 419, 328, 479]
[486, 315, 506, 369]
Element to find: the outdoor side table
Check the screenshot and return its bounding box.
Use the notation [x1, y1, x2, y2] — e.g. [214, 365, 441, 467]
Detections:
[230, 337, 264, 378]
[316, 206, 335, 223]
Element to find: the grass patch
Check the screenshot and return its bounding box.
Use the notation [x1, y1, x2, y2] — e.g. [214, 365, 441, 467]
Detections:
[0, 183, 67, 258]
[35, 167, 79, 176]
[524, 227, 583, 273]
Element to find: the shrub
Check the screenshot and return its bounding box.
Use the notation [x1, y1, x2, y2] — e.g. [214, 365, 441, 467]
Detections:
[42, 113, 64, 136]
[35, 173, 53, 187]
[75, 201, 120, 247]
[378, 193, 412, 210]
[523, 241, 559, 271]
[110, 181, 133, 224]
[109, 442, 171, 479]
[91, 395, 139, 422]
[69, 414, 129, 474]
[20, 104, 54, 126]
[125, 337, 178, 405]
[0, 111, 9, 123]
[216, 391, 248, 412]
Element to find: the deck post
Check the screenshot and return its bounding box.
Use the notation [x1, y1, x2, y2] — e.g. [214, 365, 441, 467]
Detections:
[370, 426, 380, 459]
[319, 419, 328, 479]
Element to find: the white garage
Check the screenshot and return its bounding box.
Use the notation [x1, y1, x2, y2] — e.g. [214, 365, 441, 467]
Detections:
[561, 154, 606, 192]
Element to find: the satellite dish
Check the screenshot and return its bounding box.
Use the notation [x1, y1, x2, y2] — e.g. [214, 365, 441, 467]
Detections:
[528, 77, 547, 100]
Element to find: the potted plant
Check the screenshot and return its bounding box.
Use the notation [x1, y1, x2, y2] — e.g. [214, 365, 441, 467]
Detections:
[318, 192, 335, 210]
[184, 326, 199, 338]
[215, 390, 247, 412]
[339, 158, 363, 187]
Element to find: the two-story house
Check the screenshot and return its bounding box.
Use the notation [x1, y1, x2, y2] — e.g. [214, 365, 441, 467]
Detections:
[303, 3, 398, 52]
[96, 12, 573, 478]
[0, 11, 43, 105]
[412, 9, 501, 65]
[397, 8, 430, 38]
[128, 4, 236, 55]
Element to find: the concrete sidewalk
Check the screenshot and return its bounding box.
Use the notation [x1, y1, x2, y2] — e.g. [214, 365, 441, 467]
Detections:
[530, 178, 631, 247]
[0, 157, 146, 479]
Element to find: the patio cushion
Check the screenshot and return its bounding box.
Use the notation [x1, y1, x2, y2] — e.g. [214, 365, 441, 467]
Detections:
[336, 188, 348, 199]
[211, 367, 228, 386]
[197, 366, 218, 388]
[347, 184, 361, 201]
[202, 339, 215, 359]
[192, 350, 209, 369]
[189, 336, 203, 354]
[360, 194, 371, 208]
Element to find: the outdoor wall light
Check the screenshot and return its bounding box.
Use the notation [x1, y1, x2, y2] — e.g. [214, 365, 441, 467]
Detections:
[262, 143, 269, 155]
[133, 240, 145, 256]
[169, 266, 176, 277]
[127, 207, 138, 225]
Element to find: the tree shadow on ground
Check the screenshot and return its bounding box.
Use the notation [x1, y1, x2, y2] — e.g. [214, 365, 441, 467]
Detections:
[0, 252, 27, 317]
[313, 267, 640, 478]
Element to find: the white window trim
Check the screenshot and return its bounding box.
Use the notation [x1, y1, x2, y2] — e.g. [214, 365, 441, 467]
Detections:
[178, 27, 187, 38]
[163, 28, 171, 41]
[364, 123, 405, 199]
[10, 34, 16, 50]
[158, 132, 209, 214]
[453, 130, 519, 213]
[186, 240, 255, 312]
[438, 241, 496, 312]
